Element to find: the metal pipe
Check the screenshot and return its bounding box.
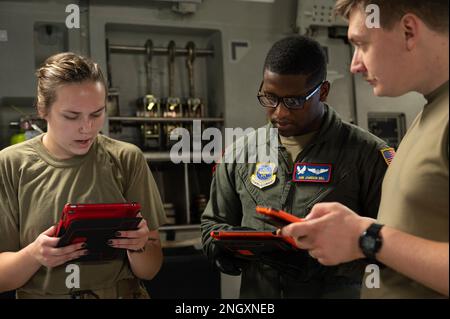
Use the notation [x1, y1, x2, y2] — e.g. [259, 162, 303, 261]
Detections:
[159, 224, 200, 231]
[109, 44, 214, 57]
[108, 116, 224, 123]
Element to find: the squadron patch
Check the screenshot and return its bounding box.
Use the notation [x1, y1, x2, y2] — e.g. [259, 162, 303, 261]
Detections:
[380, 147, 396, 166]
[250, 163, 277, 189]
[293, 163, 332, 183]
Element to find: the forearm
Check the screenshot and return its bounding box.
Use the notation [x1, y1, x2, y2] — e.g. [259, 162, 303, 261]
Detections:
[127, 239, 163, 280]
[377, 226, 449, 296]
[0, 244, 42, 292]
[200, 195, 242, 257]
[285, 202, 449, 296]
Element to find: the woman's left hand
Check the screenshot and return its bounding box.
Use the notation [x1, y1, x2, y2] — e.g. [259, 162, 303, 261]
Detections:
[108, 213, 154, 252]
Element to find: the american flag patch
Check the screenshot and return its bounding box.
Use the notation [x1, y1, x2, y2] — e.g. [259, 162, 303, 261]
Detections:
[380, 147, 396, 166]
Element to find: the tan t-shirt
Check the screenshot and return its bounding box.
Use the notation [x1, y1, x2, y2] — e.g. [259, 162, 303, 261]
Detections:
[0, 134, 167, 296]
[279, 131, 318, 164]
[362, 81, 449, 299]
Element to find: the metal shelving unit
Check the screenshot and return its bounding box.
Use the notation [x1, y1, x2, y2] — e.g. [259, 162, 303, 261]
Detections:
[105, 38, 220, 233]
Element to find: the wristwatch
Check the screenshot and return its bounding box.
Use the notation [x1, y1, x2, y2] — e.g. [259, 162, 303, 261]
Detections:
[359, 223, 384, 260]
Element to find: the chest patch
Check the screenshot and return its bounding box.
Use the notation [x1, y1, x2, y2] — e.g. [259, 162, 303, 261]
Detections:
[293, 163, 332, 183]
[250, 163, 277, 189]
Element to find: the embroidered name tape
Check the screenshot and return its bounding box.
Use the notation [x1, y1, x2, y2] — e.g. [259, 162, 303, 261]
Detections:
[293, 163, 332, 183]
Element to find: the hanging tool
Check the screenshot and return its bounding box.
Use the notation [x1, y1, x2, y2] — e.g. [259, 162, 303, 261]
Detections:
[137, 39, 162, 149]
[163, 40, 183, 149]
[144, 39, 159, 117]
[185, 41, 203, 118]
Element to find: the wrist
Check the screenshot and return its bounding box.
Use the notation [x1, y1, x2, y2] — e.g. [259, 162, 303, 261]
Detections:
[354, 217, 376, 259]
[23, 243, 42, 268]
[358, 220, 384, 260]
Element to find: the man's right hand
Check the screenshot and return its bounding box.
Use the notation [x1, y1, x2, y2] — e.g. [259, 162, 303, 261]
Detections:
[27, 225, 88, 268]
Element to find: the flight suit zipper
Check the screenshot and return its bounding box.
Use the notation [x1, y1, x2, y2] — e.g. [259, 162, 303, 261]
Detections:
[279, 146, 293, 212]
[282, 142, 314, 213]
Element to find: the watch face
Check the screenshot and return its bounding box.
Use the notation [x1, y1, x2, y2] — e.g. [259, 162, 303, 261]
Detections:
[362, 236, 376, 250]
[360, 224, 383, 258]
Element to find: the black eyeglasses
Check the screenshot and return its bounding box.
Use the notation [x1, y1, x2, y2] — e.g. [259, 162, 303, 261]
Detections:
[257, 80, 324, 110]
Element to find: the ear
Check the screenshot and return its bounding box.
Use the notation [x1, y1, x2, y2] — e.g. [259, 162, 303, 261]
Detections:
[319, 81, 330, 102]
[36, 105, 48, 120]
[400, 13, 420, 51]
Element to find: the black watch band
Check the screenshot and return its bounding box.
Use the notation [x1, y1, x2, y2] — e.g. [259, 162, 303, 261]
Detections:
[359, 223, 384, 260]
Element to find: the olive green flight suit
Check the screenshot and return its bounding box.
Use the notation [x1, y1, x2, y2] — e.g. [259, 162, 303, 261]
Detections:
[201, 105, 390, 298]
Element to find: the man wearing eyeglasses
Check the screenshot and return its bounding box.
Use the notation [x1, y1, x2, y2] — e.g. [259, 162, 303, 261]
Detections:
[201, 36, 392, 298]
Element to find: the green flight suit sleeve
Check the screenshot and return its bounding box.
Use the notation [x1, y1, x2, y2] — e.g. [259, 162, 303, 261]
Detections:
[200, 160, 243, 258]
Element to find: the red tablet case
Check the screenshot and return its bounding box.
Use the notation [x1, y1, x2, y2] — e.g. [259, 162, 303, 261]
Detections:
[209, 207, 303, 258]
[210, 230, 299, 258]
[55, 203, 142, 261]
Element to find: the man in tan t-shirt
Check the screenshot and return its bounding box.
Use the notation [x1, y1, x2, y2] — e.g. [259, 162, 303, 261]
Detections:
[281, 0, 449, 298]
